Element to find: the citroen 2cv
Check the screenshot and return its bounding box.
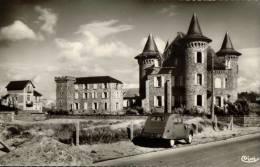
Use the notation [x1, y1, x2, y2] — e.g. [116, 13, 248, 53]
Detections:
[141, 113, 193, 147]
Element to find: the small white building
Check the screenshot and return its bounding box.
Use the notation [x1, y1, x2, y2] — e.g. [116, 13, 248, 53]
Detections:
[1, 80, 42, 112]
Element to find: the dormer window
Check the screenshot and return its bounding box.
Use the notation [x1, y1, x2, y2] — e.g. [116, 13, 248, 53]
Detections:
[27, 85, 32, 93]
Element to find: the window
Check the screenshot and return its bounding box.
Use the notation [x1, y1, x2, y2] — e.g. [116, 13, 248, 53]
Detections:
[154, 96, 164, 107]
[92, 92, 98, 99]
[82, 84, 86, 89]
[92, 102, 98, 110]
[102, 92, 108, 99]
[86, 84, 90, 89]
[87, 92, 91, 99]
[104, 103, 108, 110]
[116, 102, 119, 110]
[74, 92, 79, 99]
[102, 83, 108, 89]
[225, 59, 231, 69]
[74, 84, 78, 90]
[154, 59, 159, 67]
[197, 95, 202, 106]
[74, 103, 80, 110]
[215, 96, 221, 107]
[223, 78, 227, 88]
[115, 83, 119, 89]
[215, 78, 221, 88]
[27, 95, 31, 101]
[154, 76, 164, 87]
[93, 84, 98, 89]
[84, 102, 88, 110]
[196, 52, 202, 63]
[83, 93, 86, 99]
[196, 74, 202, 85]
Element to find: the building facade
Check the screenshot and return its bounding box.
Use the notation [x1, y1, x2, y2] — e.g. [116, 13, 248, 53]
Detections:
[1, 80, 42, 112]
[55, 76, 123, 114]
[136, 14, 242, 114]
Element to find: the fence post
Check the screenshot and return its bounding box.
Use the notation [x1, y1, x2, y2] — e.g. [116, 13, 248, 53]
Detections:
[75, 121, 80, 146]
[130, 121, 134, 140]
[229, 116, 233, 130]
[214, 115, 218, 130]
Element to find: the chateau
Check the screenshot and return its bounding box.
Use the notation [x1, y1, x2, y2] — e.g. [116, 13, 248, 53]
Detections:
[55, 76, 123, 114]
[136, 14, 241, 114]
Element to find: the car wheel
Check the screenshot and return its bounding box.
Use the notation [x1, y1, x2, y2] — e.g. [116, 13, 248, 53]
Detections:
[169, 139, 175, 147]
[185, 133, 193, 144]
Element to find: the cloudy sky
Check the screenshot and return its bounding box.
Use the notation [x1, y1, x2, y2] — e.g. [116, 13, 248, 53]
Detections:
[0, 0, 259, 100]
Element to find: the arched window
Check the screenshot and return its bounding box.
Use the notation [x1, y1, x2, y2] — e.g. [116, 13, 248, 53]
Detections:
[215, 78, 222, 88]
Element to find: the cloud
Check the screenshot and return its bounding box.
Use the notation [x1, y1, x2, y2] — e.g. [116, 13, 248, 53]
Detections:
[76, 20, 134, 38]
[0, 20, 43, 41]
[238, 47, 260, 92]
[35, 6, 58, 34]
[55, 38, 84, 61]
[158, 5, 177, 17]
[141, 36, 166, 53]
[55, 19, 136, 61]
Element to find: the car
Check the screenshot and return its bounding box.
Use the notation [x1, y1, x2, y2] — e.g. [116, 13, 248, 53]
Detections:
[141, 113, 193, 147]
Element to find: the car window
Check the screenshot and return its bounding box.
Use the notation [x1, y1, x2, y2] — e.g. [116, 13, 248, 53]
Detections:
[151, 116, 164, 121]
[173, 118, 179, 124]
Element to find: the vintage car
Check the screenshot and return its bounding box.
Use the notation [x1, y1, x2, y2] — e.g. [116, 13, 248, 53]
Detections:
[141, 113, 193, 147]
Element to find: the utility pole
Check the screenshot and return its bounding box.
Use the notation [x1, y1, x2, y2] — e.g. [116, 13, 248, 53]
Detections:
[211, 50, 215, 121]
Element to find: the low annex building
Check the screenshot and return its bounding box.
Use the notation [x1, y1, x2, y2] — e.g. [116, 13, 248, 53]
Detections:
[136, 14, 242, 114]
[55, 76, 123, 114]
[1, 80, 42, 112]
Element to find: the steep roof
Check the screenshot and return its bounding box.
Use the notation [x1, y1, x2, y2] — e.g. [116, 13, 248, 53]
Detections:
[216, 32, 241, 56]
[143, 34, 159, 53]
[75, 76, 123, 84]
[135, 34, 161, 60]
[164, 41, 169, 51]
[33, 90, 42, 97]
[5, 80, 35, 91]
[182, 13, 212, 43]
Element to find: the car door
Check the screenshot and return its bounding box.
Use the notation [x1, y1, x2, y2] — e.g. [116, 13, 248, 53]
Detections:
[172, 117, 186, 139]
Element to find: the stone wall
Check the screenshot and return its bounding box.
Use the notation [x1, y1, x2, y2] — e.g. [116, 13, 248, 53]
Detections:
[14, 111, 47, 121]
[0, 112, 14, 122]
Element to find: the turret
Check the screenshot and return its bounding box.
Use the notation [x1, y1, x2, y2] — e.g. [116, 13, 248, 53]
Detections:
[182, 13, 212, 112]
[216, 32, 241, 102]
[55, 76, 76, 111]
[135, 34, 161, 99]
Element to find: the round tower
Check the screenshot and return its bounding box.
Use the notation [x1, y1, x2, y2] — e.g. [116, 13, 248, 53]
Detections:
[216, 32, 241, 102]
[135, 34, 161, 99]
[182, 13, 212, 112]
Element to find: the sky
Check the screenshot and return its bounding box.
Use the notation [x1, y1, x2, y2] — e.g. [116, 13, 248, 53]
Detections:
[0, 0, 259, 101]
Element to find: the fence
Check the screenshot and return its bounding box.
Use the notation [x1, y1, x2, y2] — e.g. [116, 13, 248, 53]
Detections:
[218, 115, 260, 127]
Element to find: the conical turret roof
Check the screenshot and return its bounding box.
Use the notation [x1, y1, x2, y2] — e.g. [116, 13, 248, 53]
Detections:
[143, 34, 159, 53]
[182, 13, 212, 43]
[135, 34, 161, 60]
[216, 32, 241, 56]
[164, 41, 169, 51]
